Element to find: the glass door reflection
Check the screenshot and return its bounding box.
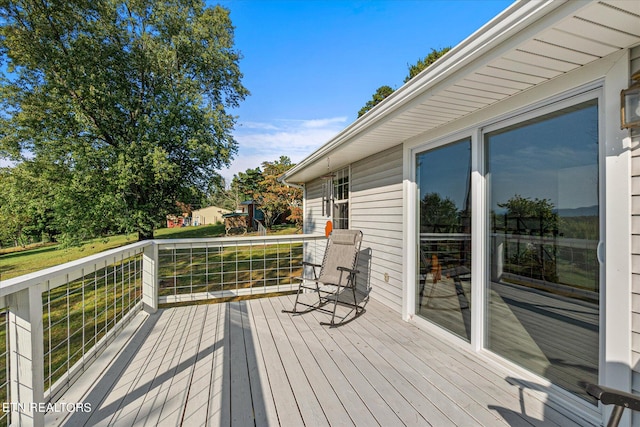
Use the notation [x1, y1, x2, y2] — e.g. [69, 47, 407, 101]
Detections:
[485, 99, 599, 403]
[416, 139, 472, 341]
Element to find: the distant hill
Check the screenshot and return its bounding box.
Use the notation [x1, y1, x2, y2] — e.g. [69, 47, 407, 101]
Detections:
[556, 205, 598, 217]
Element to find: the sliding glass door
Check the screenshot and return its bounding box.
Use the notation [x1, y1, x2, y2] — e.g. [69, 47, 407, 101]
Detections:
[416, 138, 472, 341]
[485, 99, 600, 402]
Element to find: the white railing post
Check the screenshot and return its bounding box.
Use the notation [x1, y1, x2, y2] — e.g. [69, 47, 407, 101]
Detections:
[142, 242, 159, 313]
[7, 285, 45, 427]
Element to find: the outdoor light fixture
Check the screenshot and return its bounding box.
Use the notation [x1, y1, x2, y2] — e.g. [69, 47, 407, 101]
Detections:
[621, 70, 640, 129]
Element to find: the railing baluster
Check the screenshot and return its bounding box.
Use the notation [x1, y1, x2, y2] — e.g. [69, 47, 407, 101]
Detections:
[7, 285, 45, 427]
[2, 306, 10, 427]
[142, 243, 158, 313]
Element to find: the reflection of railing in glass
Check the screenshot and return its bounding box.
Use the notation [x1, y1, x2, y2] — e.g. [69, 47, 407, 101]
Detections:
[492, 233, 598, 295]
[491, 195, 599, 295]
[418, 233, 472, 340]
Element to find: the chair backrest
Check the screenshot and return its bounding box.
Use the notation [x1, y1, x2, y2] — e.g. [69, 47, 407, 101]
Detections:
[318, 229, 363, 286]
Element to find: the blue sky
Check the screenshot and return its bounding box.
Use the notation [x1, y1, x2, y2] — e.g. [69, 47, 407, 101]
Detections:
[217, 0, 513, 183]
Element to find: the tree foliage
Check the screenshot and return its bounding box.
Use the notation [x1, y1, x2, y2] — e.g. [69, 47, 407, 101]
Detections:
[420, 192, 460, 233]
[204, 174, 236, 211]
[258, 156, 302, 229]
[231, 167, 264, 202]
[495, 195, 560, 282]
[230, 156, 302, 229]
[0, 156, 72, 247]
[357, 47, 451, 118]
[357, 85, 394, 118]
[404, 47, 451, 83]
[0, 0, 248, 241]
[497, 194, 559, 236]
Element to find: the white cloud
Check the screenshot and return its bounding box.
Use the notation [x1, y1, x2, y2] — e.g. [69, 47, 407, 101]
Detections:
[221, 116, 348, 184]
[239, 121, 280, 131]
[298, 117, 348, 129]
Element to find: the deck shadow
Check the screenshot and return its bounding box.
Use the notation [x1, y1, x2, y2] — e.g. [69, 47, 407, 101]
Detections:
[61, 301, 268, 426]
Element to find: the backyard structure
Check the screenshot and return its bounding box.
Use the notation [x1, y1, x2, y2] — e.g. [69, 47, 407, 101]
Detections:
[223, 200, 266, 235]
[191, 205, 230, 226]
[280, 1, 640, 425]
[222, 212, 249, 235]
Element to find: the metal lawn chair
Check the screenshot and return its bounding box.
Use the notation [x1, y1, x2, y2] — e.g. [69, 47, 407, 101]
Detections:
[585, 383, 640, 427]
[283, 229, 364, 326]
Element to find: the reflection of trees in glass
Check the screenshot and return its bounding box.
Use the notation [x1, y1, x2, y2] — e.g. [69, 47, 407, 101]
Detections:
[497, 194, 559, 236]
[420, 192, 464, 233]
[494, 195, 559, 283]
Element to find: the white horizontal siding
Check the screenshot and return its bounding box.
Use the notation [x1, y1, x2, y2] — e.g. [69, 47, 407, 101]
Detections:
[303, 179, 326, 235]
[630, 44, 640, 427]
[351, 144, 404, 314]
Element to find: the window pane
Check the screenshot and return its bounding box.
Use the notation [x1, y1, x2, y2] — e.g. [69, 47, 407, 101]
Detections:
[332, 168, 349, 229]
[333, 202, 348, 230]
[416, 138, 472, 341]
[486, 100, 599, 403]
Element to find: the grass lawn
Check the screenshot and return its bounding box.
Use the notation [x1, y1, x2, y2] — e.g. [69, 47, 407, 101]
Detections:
[0, 224, 299, 281]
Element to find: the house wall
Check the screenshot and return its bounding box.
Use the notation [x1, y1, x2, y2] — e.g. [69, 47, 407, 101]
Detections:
[303, 179, 326, 235]
[301, 145, 404, 313]
[351, 144, 404, 313]
[629, 45, 640, 413]
[191, 206, 229, 225]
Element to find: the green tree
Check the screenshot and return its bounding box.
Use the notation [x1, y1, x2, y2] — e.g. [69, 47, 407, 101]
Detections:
[404, 47, 451, 83]
[357, 47, 451, 118]
[231, 167, 264, 202]
[204, 174, 236, 211]
[0, 159, 65, 246]
[0, 0, 248, 240]
[258, 156, 301, 229]
[357, 85, 395, 118]
[229, 157, 302, 230]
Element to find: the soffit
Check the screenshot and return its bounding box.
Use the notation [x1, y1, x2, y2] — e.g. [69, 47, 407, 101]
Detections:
[284, 0, 640, 184]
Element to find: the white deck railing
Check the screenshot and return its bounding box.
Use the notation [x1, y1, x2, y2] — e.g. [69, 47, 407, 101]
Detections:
[0, 233, 326, 426]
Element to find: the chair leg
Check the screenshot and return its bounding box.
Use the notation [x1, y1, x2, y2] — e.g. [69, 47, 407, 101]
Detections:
[608, 405, 624, 427]
[282, 282, 304, 313]
[319, 286, 341, 326]
[351, 284, 361, 315]
[315, 281, 323, 306]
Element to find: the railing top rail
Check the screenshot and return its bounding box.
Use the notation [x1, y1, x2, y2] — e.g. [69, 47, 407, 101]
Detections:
[154, 233, 326, 248]
[0, 240, 153, 297]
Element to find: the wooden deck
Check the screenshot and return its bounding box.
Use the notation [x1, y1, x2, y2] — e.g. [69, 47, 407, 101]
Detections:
[47, 294, 592, 426]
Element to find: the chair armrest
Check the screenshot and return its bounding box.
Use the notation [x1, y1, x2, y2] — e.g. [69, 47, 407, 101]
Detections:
[337, 266, 359, 274]
[585, 383, 640, 412]
[302, 261, 321, 268]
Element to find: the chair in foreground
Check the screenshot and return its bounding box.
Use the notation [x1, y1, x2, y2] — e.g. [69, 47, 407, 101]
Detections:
[283, 229, 364, 326]
[585, 383, 640, 427]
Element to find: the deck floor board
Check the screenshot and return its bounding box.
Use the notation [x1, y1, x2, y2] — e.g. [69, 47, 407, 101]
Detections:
[54, 294, 596, 426]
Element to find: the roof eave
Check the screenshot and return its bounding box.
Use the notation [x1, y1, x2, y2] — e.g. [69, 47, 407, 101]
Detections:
[281, 0, 565, 184]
